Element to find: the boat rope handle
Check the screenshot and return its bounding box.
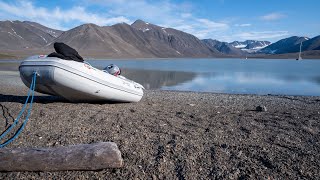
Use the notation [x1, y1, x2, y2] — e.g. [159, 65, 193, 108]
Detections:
[0, 72, 37, 148]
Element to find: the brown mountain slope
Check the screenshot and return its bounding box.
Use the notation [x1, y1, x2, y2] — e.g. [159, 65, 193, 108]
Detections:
[131, 19, 221, 57]
[0, 20, 62, 50]
[45, 23, 153, 58]
[44, 20, 222, 58]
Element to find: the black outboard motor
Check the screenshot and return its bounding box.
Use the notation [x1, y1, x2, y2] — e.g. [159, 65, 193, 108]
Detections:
[47, 42, 84, 62]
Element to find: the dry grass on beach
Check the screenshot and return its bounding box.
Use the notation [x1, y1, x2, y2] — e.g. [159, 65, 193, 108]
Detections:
[0, 72, 319, 179]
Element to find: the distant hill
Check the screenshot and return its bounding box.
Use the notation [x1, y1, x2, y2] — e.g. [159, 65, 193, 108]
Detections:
[45, 23, 155, 58]
[0, 20, 63, 50]
[131, 19, 221, 57]
[44, 20, 222, 58]
[297, 35, 320, 51]
[259, 36, 309, 54]
[229, 40, 271, 53]
[202, 39, 245, 55]
[0, 19, 319, 59]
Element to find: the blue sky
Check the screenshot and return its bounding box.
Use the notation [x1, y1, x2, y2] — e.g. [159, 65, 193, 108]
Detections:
[0, 0, 319, 42]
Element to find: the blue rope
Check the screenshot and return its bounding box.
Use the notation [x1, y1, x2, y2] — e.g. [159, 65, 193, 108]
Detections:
[0, 72, 35, 139]
[0, 72, 37, 148]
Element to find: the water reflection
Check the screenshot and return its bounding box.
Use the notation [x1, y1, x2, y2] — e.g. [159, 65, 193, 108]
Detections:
[163, 72, 320, 96]
[2, 59, 320, 96]
[0, 61, 197, 90]
[121, 69, 196, 89]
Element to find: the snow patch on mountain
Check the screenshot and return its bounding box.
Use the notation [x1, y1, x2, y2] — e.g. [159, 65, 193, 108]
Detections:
[230, 40, 271, 53]
[234, 45, 246, 48]
[39, 35, 47, 43]
[143, 28, 150, 32]
[10, 28, 24, 39]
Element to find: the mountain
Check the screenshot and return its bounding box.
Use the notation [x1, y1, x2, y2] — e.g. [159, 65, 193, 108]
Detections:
[202, 39, 245, 55]
[43, 20, 222, 58]
[230, 40, 271, 53]
[0, 19, 319, 59]
[46, 23, 156, 58]
[0, 20, 63, 50]
[297, 35, 320, 51]
[23, 21, 63, 38]
[259, 36, 309, 54]
[244, 41, 271, 49]
[131, 19, 221, 57]
[230, 40, 270, 49]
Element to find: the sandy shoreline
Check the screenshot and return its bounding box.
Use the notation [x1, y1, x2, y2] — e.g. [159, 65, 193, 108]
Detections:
[0, 71, 319, 179]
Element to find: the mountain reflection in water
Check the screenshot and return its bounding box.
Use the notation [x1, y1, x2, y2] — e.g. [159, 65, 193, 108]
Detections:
[2, 58, 320, 96]
[121, 68, 196, 89]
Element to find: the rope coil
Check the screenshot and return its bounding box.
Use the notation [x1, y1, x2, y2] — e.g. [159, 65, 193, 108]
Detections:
[0, 72, 37, 148]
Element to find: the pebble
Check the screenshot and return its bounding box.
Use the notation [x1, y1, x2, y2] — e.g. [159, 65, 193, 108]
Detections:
[221, 144, 228, 149]
[256, 105, 267, 112]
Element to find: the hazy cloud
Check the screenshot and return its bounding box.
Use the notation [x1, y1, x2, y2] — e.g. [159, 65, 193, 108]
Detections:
[0, 1, 130, 30]
[234, 23, 251, 27]
[260, 12, 286, 21]
[181, 13, 192, 18]
[0, 0, 292, 42]
[0, 0, 229, 39]
[235, 31, 289, 40]
[85, 0, 230, 39]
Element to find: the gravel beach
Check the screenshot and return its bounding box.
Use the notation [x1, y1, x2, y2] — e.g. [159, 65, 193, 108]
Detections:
[0, 71, 319, 179]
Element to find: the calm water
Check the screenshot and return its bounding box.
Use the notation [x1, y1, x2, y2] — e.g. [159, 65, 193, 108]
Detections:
[89, 58, 320, 96]
[1, 58, 320, 96]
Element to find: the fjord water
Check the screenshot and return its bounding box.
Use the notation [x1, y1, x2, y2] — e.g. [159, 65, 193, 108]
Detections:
[1, 59, 320, 96]
[89, 58, 320, 96]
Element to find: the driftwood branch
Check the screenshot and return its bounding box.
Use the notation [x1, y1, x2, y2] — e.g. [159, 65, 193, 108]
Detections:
[0, 142, 123, 171]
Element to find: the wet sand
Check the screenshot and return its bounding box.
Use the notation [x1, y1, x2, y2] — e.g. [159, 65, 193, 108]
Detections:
[0, 71, 319, 179]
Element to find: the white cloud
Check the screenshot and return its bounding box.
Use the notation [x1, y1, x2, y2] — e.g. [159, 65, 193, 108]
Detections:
[234, 23, 251, 27]
[86, 0, 229, 39]
[235, 31, 289, 40]
[0, 1, 130, 30]
[196, 18, 229, 29]
[1, 0, 291, 42]
[260, 12, 286, 21]
[0, 0, 230, 39]
[181, 13, 192, 18]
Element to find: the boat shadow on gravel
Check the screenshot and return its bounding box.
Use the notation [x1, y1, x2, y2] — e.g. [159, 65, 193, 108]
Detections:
[0, 94, 67, 104]
[0, 94, 128, 104]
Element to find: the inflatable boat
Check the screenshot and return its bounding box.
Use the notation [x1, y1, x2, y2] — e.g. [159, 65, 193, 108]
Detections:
[19, 57, 144, 102]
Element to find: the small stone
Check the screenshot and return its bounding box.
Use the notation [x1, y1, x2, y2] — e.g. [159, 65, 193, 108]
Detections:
[221, 144, 228, 149]
[152, 174, 157, 180]
[256, 105, 267, 112]
[237, 151, 243, 157]
[188, 104, 196, 106]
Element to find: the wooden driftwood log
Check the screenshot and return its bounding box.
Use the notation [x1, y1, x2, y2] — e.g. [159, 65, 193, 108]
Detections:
[0, 142, 123, 171]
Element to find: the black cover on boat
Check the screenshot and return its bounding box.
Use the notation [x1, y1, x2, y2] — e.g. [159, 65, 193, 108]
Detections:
[48, 42, 84, 62]
[47, 52, 66, 59]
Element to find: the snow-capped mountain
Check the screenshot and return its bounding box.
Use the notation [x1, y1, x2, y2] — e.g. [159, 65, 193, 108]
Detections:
[229, 40, 271, 53]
